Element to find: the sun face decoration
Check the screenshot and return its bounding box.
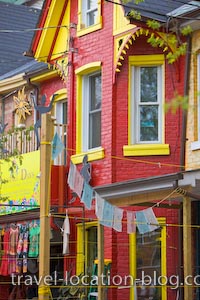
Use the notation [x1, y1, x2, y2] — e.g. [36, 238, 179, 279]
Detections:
[13, 87, 32, 124]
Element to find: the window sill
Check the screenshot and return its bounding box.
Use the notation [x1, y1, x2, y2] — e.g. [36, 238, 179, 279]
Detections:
[71, 147, 105, 164]
[77, 21, 102, 37]
[123, 144, 170, 156]
[191, 141, 200, 151]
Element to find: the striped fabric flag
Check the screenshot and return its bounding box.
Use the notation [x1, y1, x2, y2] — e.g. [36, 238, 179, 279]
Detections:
[67, 161, 76, 190]
[113, 206, 123, 232]
[136, 208, 159, 234]
[100, 200, 114, 228]
[74, 169, 84, 198]
[95, 193, 105, 220]
[81, 181, 93, 209]
[52, 132, 64, 160]
[127, 211, 136, 234]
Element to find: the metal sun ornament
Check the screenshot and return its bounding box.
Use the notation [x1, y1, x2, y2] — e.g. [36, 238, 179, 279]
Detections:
[13, 87, 32, 123]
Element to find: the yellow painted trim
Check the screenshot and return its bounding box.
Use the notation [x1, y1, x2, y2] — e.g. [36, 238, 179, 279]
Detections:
[71, 147, 105, 164]
[113, 0, 135, 36]
[76, 221, 98, 275]
[30, 70, 58, 83]
[53, 88, 67, 102]
[35, 0, 66, 62]
[129, 217, 167, 300]
[77, 21, 102, 37]
[75, 62, 102, 155]
[77, 0, 102, 37]
[75, 62, 102, 75]
[128, 54, 165, 146]
[129, 54, 165, 65]
[123, 144, 170, 156]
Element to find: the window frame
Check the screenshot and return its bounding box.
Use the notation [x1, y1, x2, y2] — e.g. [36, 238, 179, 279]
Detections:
[123, 55, 170, 156]
[129, 217, 167, 300]
[76, 221, 98, 275]
[77, 0, 102, 37]
[71, 62, 104, 165]
[82, 72, 102, 151]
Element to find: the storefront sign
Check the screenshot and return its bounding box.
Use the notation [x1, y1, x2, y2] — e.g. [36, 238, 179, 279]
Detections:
[0, 150, 40, 215]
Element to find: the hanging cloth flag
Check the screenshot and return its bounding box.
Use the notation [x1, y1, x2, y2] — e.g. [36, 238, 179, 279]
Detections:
[127, 211, 136, 234]
[68, 161, 76, 190]
[113, 206, 123, 232]
[62, 210, 70, 255]
[74, 169, 84, 198]
[81, 181, 93, 209]
[51, 132, 65, 160]
[136, 207, 159, 234]
[95, 193, 105, 220]
[100, 201, 114, 228]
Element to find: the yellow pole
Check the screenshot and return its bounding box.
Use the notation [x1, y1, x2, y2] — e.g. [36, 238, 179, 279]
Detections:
[98, 222, 104, 300]
[183, 196, 192, 300]
[38, 113, 53, 300]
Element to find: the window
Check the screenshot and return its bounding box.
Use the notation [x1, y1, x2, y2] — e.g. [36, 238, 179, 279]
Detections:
[83, 0, 98, 27]
[77, 0, 102, 36]
[129, 218, 166, 300]
[123, 55, 170, 156]
[83, 72, 102, 151]
[53, 89, 67, 165]
[76, 222, 98, 275]
[133, 65, 161, 143]
[72, 62, 104, 164]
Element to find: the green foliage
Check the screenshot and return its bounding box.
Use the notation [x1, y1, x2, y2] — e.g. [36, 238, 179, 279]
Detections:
[146, 19, 161, 30]
[181, 25, 193, 36]
[165, 93, 189, 113]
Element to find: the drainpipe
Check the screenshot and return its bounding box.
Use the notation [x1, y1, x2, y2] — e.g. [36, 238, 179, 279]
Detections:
[180, 35, 192, 171]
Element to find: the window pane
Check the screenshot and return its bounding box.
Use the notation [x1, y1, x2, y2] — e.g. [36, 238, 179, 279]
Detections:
[88, 74, 101, 149]
[140, 67, 157, 103]
[87, 0, 97, 10]
[89, 111, 101, 149]
[86, 0, 98, 26]
[87, 10, 98, 26]
[90, 75, 101, 110]
[136, 229, 161, 300]
[140, 105, 158, 141]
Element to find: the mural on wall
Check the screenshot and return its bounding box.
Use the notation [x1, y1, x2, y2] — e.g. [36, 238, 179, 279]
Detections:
[0, 150, 40, 215]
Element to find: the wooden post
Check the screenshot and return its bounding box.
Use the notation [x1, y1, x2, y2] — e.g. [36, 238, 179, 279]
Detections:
[38, 113, 53, 300]
[183, 196, 193, 300]
[98, 222, 104, 300]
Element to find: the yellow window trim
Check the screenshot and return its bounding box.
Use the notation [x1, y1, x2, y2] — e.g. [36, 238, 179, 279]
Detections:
[71, 147, 105, 164]
[75, 62, 102, 75]
[129, 217, 166, 300]
[74, 62, 103, 162]
[129, 54, 165, 65]
[77, 0, 102, 37]
[127, 54, 166, 152]
[123, 144, 170, 156]
[76, 221, 98, 275]
[53, 88, 67, 102]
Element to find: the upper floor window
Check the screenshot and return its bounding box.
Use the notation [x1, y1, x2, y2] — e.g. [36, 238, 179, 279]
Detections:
[83, 72, 102, 151]
[83, 0, 98, 27]
[132, 65, 162, 144]
[77, 0, 102, 36]
[71, 62, 104, 164]
[123, 55, 170, 156]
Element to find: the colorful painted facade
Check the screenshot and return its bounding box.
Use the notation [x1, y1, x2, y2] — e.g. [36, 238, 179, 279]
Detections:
[1, 0, 200, 300]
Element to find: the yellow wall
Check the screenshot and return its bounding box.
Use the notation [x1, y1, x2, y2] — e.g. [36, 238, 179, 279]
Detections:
[0, 150, 40, 215]
[185, 30, 200, 170]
